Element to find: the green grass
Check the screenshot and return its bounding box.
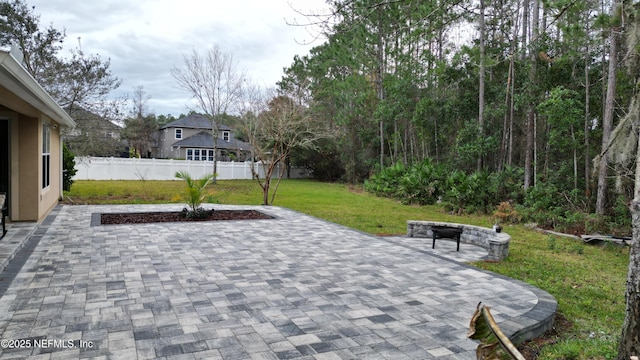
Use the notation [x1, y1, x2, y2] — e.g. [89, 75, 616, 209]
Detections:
[64, 179, 629, 359]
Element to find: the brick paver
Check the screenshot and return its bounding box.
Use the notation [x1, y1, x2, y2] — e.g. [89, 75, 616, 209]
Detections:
[0, 204, 556, 359]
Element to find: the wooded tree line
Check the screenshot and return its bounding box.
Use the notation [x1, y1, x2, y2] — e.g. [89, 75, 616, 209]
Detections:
[280, 0, 635, 218]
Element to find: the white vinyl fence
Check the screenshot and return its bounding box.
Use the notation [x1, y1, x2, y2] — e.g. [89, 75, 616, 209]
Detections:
[73, 157, 311, 181]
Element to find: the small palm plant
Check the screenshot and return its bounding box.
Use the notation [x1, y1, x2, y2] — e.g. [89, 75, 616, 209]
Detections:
[175, 171, 215, 218]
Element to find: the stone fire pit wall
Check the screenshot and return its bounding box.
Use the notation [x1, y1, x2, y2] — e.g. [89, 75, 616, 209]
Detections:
[407, 221, 510, 261]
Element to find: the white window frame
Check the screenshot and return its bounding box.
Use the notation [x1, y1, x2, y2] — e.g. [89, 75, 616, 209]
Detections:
[222, 131, 230, 142]
[42, 123, 51, 189]
[175, 128, 183, 139]
[186, 148, 215, 161]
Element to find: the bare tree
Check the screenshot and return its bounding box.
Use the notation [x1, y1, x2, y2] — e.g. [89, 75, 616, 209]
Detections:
[239, 90, 334, 205]
[131, 85, 150, 119]
[122, 86, 157, 158]
[171, 45, 245, 182]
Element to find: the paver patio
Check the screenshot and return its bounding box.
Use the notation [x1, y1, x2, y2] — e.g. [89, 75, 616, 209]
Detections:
[0, 204, 556, 359]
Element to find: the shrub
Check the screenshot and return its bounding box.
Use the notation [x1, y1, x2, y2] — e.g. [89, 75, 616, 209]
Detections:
[489, 166, 524, 203]
[364, 162, 408, 198]
[443, 170, 495, 214]
[365, 159, 448, 205]
[610, 194, 632, 231]
[367, 162, 504, 213]
[396, 159, 446, 204]
[62, 143, 77, 191]
[493, 201, 521, 224]
[443, 170, 470, 213]
[519, 182, 565, 228]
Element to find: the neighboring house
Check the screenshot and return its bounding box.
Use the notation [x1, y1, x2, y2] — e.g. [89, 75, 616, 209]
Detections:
[156, 114, 251, 161]
[64, 108, 127, 157]
[0, 50, 75, 222]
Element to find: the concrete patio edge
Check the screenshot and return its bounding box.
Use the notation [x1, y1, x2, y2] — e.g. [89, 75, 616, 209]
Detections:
[372, 237, 557, 346]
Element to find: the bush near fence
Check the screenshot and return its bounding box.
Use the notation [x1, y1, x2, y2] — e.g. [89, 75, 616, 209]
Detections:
[73, 157, 311, 181]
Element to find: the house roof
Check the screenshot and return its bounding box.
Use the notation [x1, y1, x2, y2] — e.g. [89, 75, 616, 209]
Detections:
[172, 131, 251, 151]
[66, 107, 122, 131]
[0, 50, 75, 128]
[160, 113, 232, 131]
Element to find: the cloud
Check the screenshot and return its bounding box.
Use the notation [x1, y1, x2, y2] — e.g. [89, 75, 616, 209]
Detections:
[28, 0, 327, 116]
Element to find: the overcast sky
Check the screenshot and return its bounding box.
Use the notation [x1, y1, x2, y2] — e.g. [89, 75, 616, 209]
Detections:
[27, 0, 328, 117]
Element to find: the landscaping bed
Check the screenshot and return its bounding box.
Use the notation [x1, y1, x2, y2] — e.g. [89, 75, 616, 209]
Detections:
[100, 210, 272, 224]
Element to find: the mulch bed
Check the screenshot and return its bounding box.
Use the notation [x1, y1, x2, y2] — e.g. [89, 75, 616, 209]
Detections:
[100, 210, 272, 225]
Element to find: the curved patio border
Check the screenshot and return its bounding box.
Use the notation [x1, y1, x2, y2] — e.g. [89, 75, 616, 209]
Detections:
[378, 235, 557, 346]
[294, 210, 556, 346]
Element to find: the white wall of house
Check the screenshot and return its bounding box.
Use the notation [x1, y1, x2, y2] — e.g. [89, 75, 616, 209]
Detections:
[72, 157, 311, 180]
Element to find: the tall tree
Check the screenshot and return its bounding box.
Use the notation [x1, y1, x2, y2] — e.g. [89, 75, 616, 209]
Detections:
[0, 0, 63, 78]
[612, 97, 640, 358]
[286, 0, 629, 225]
[42, 49, 121, 114]
[614, 3, 640, 355]
[171, 45, 245, 182]
[0, 1, 121, 113]
[122, 86, 158, 158]
[0, 0, 123, 155]
[524, 0, 540, 189]
[597, 0, 622, 215]
[478, 0, 486, 171]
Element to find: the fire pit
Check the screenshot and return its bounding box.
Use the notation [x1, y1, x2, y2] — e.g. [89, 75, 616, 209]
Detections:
[430, 225, 463, 251]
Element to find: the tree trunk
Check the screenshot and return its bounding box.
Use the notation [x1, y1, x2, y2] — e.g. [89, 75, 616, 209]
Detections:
[212, 148, 218, 184]
[377, 6, 385, 170]
[478, 0, 486, 171]
[616, 124, 640, 359]
[585, 20, 591, 197]
[597, 0, 620, 215]
[521, 0, 529, 60]
[501, 6, 519, 171]
[572, 124, 577, 190]
[210, 120, 219, 184]
[500, 59, 512, 171]
[524, 0, 539, 190]
[509, 47, 516, 167]
[262, 180, 270, 206]
[262, 161, 275, 206]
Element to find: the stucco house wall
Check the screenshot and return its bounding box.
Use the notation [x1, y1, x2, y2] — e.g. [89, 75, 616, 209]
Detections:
[0, 50, 75, 222]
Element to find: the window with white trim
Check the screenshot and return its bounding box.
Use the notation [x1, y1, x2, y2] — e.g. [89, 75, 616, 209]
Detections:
[42, 123, 51, 189]
[186, 149, 215, 161]
[222, 131, 230, 142]
[175, 128, 183, 139]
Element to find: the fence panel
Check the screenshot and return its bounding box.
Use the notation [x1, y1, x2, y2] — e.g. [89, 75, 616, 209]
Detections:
[72, 157, 311, 181]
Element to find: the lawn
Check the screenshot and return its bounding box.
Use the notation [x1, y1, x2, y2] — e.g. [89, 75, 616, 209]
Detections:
[65, 179, 629, 359]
